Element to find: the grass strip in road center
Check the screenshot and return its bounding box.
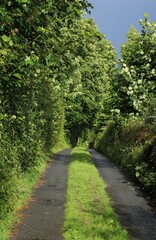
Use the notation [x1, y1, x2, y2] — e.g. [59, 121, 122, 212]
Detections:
[63, 147, 129, 240]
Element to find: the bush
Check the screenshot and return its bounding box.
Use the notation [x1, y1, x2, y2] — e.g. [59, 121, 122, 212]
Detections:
[0, 134, 20, 219]
[94, 119, 156, 198]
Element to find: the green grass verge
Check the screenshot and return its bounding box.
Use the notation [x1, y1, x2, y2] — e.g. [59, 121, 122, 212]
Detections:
[0, 161, 47, 240]
[0, 143, 69, 240]
[64, 147, 129, 240]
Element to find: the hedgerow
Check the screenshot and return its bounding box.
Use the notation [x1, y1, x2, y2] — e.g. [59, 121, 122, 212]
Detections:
[0, 0, 92, 219]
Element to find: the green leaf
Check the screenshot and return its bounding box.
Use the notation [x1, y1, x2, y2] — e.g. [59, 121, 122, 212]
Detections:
[12, 73, 21, 79]
[136, 172, 140, 178]
[17, 0, 30, 3]
[9, 40, 14, 46]
[0, 49, 8, 55]
[2, 35, 11, 43]
[25, 56, 34, 65]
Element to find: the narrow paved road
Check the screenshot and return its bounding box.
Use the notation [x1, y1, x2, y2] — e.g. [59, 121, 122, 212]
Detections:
[10, 148, 71, 240]
[10, 148, 156, 240]
[90, 149, 156, 240]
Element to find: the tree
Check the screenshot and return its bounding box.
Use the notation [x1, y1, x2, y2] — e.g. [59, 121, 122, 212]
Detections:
[118, 15, 156, 116]
[64, 18, 117, 144]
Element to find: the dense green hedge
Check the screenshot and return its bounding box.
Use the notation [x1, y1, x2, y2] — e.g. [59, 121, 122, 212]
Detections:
[0, 0, 117, 220]
[0, 0, 92, 219]
[94, 119, 156, 198]
[92, 15, 156, 200]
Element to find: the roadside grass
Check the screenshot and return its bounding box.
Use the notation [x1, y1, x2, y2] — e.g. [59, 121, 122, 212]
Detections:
[64, 147, 129, 240]
[0, 160, 47, 240]
[0, 144, 69, 240]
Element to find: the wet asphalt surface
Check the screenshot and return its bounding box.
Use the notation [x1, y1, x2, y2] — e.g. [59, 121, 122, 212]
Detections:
[10, 148, 156, 240]
[10, 148, 71, 240]
[90, 149, 156, 240]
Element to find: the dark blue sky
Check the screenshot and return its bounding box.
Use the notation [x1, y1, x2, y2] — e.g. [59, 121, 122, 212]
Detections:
[87, 0, 156, 55]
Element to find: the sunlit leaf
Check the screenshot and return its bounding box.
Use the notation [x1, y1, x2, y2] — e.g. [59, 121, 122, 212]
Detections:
[2, 35, 11, 42]
[12, 73, 21, 79]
